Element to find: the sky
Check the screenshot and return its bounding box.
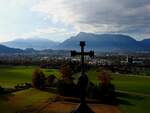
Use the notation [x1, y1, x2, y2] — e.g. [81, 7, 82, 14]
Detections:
[0, 0, 150, 42]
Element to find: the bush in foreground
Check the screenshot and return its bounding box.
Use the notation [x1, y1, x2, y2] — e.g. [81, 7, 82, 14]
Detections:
[57, 64, 78, 97]
[32, 68, 45, 89]
[0, 86, 4, 94]
[87, 69, 117, 104]
[45, 74, 58, 87]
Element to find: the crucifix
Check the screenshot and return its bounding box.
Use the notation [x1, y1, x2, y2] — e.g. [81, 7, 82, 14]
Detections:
[71, 41, 95, 113]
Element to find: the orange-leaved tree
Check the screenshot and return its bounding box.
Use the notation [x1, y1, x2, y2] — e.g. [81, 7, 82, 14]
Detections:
[32, 68, 45, 89]
[60, 64, 73, 81]
[98, 69, 111, 86]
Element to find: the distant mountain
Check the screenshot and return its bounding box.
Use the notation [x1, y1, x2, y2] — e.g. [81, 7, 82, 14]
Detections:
[1, 33, 150, 53]
[0, 44, 23, 53]
[2, 37, 60, 50]
[58, 32, 149, 52]
[140, 39, 150, 51]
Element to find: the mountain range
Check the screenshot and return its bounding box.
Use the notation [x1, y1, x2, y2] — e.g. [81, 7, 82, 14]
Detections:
[2, 37, 59, 50]
[58, 32, 150, 52]
[0, 32, 150, 53]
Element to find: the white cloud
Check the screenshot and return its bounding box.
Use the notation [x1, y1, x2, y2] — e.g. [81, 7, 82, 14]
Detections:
[32, 0, 150, 39]
[0, 33, 18, 42]
[0, 0, 150, 42]
[20, 27, 68, 38]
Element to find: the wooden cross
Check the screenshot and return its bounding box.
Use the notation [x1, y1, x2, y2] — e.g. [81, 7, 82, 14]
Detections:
[71, 41, 95, 113]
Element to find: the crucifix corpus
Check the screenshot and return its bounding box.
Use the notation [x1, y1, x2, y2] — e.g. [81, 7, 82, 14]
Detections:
[70, 41, 95, 113]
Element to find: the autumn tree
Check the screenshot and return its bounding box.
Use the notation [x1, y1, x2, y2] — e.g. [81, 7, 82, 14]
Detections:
[97, 69, 116, 104]
[98, 70, 111, 86]
[58, 64, 77, 96]
[60, 64, 73, 80]
[32, 68, 45, 89]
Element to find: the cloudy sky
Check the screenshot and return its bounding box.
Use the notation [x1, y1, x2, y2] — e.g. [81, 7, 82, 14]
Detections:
[0, 0, 150, 42]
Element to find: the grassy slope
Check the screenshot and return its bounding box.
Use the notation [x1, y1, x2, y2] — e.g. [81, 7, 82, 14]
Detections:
[0, 88, 55, 113]
[119, 95, 150, 113]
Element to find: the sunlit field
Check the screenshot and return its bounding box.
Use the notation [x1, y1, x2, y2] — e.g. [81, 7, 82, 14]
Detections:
[0, 66, 60, 88]
[87, 69, 150, 113]
[0, 66, 150, 113]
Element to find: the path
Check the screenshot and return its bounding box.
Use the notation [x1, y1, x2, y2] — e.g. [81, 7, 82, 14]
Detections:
[23, 98, 121, 113]
[41, 102, 121, 113]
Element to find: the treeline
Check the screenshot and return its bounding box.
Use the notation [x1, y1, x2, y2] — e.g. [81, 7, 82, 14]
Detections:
[31, 64, 117, 104]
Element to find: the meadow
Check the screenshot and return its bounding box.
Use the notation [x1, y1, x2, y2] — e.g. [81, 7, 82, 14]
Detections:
[0, 66, 60, 113]
[0, 66, 150, 113]
[0, 66, 60, 88]
[87, 69, 150, 113]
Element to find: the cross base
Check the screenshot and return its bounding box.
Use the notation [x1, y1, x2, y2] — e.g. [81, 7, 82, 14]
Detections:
[70, 103, 95, 113]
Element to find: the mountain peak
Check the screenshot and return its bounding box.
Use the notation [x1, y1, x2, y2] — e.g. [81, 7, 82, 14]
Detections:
[78, 32, 87, 35]
[59, 33, 150, 52]
[77, 32, 91, 36]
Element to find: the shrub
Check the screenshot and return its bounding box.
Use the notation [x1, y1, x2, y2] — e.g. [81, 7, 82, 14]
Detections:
[60, 64, 73, 79]
[0, 86, 4, 94]
[57, 79, 78, 97]
[98, 70, 111, 86]
[32, 68, 45, 89]
[97, 69, 117, 104]
[144, 70, 150, 76]
[87, 82, 97, 98]
[57, 64, 78, 97]
[45, 74, 58, 87]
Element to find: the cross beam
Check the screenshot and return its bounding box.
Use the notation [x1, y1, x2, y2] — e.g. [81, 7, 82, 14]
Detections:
[70, 41, 95, 113]
[71, 51, 94, 57]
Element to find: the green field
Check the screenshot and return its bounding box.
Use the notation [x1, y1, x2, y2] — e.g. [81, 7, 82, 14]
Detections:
[87, 69, 150, 113]
[87, 70, 150, 94]
[0, 66, 150, 113]
[0, 66, 60, 88]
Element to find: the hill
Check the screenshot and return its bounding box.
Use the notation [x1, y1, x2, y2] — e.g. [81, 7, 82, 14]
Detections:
[140, 39, 150, 51]
[0, 44, 23, 53]
[2, 37, 59, 50]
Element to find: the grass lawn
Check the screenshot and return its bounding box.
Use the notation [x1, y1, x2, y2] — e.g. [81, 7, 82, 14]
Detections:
[118, 94, 150, 113]
[0, 88, 55, 113]
[0, 66, 61, 88]
[87, 69, 150, 113]
[87, 70, 150, 94]
[0, 66, 150, 113]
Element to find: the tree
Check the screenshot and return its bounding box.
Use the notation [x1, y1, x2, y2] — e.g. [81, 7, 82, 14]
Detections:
[0, 86, 4, 94]
[58, 64, 77, 96]
[46, 74, 58, 87]
[98, 70, 111, 86]
[60, 64, 73, 80]
[32, 68, 45, 89]
[97, 69, 117, 104]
